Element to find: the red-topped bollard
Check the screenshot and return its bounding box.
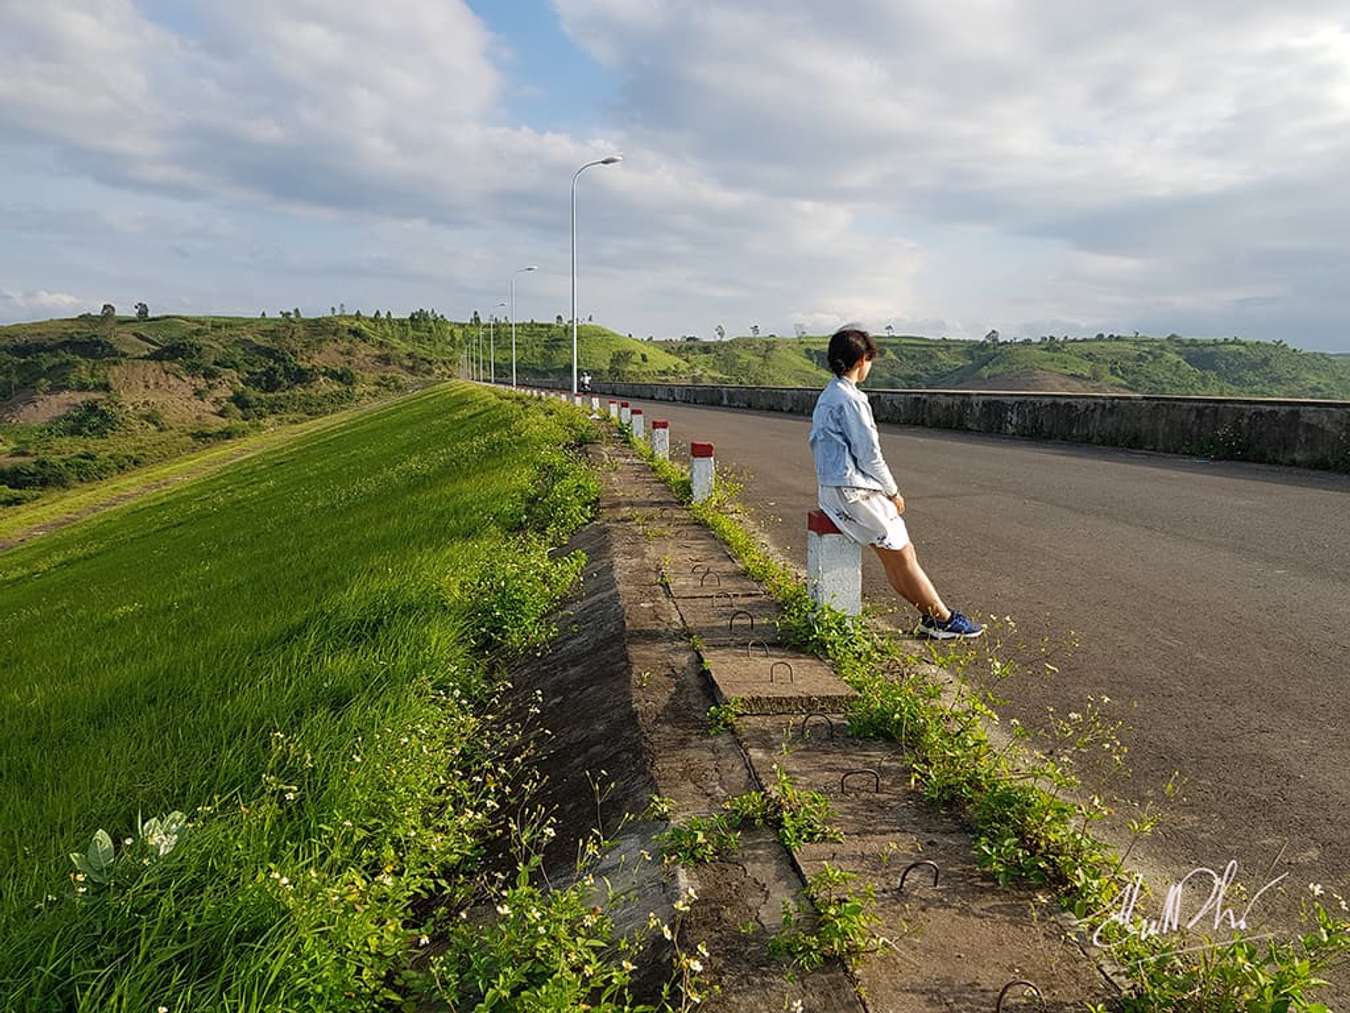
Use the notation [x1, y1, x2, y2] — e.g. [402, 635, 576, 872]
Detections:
[651, 420, 670, 459]
[631, 408, 645, 441]
[608, 399, 619, 421]
[691, 441, 715, 503]
[620, 401, 632, 426]
[806, 510, 862, 615]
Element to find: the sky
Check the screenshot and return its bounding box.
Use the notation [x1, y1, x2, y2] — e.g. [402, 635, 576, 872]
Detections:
[1, 1, 1348, 351]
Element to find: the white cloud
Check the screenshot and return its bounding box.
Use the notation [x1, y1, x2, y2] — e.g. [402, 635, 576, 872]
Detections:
[0, 0, 1347, 347]
[0, 289, 86, 314]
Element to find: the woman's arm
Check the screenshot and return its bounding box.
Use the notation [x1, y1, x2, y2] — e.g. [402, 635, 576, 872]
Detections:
[840, 398, 899, 497]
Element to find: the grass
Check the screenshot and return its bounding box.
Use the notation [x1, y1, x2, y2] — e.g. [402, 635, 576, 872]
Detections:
[0, 381, 692, 1009]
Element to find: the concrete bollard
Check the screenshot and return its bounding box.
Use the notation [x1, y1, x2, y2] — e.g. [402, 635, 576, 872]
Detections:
[631, 408, 645, 441]
[609, 400, 619, 421]
[620, 401, 631, 426]
[806, 510, 862, 616]
[690, 441, 715, 503]
[574, 393, 583, 407]
[591, 396, 600, 412]
[651, 420, 670, 459]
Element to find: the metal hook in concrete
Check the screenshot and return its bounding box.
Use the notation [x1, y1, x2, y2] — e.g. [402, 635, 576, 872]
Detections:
[839, 768, 880, 793]
[690, 563, 709, 575]
[995, 980, 1043, 1011]
[769, 660, 794, 684]
[699, 571, 722, 587]
[800, 712, 835, 738]
[897, 860, 940, 893]
[728, 610, 755, 633]
[745, 639, 770, 658]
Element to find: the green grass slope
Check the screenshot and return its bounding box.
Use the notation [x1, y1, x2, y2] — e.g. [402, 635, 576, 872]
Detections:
[494, 320, 690, 379]
[0, 383, 623, 1009]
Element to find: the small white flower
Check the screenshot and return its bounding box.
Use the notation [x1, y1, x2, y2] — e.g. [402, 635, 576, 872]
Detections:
[159, 1007, 169, 1013]
[661, 923, 673, 940]
[418, 935, 429, 946]
[688, 958, 703, 973]
[1101, 695, 1111, 704]
[1309, 883, 1325, 897]
[622, 959, 636, 972]
[124, 837, 134, 846]
[497, 903, 511, 916]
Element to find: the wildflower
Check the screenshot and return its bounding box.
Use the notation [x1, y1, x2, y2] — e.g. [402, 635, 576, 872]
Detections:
[160, 1007, 169, 1013]
[124, 837, 134, 846]
[622, 959, 636, 972]
[497, 903, 511, 916]
[1067, 712, 1081, 722]
[1101, 695, 1111, 704]
[688, 958, 703, 973]
[1309, 883, 1325, 897]
[662, 923, 673, 940]
[418, 935, 430, 947]
[790, 1001, 805, 1013]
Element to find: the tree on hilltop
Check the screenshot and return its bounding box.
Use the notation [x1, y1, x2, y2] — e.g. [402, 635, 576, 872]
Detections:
[135, 302, 149, 320]
[750, 324, 760, 337]
[101, 304, 116, 319]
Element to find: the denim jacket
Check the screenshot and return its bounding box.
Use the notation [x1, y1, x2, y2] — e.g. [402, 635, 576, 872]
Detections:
[808, 377, 899, 496]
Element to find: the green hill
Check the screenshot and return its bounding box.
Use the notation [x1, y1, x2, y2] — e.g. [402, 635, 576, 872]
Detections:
[644, 333, 1350, 399]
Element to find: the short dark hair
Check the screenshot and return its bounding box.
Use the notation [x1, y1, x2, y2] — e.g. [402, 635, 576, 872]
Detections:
[827, 326, 879, 376]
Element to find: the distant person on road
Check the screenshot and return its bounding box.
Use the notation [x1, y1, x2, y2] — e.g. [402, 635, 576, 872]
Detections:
[580, 372, 592, 392]
[809, 326, 983, 639]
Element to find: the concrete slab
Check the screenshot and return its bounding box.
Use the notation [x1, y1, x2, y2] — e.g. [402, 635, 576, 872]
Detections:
[701, 646, 855, 715]
[673, 595, 780, 648]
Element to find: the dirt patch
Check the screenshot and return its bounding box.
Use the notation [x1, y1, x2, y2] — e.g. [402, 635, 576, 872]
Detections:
[0, 390, 108, 425]
[107, 361, 229, 422]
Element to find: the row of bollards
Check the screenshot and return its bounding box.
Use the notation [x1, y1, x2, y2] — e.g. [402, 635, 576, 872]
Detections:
[520, 387, 718, 504]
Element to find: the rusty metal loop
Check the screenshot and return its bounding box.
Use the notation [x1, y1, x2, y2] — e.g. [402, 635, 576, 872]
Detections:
[769, 660, 795, 684]
[839, 768, 880, 793]
[690, 563, 709, 575]
[728, 610, 755, 633]
[799, 712, 835, 738]
[897, 860, 940, 893]
[995, 980, 1043, 1011]
[699, 571, 722, 587]
[745, 639, 771, 658]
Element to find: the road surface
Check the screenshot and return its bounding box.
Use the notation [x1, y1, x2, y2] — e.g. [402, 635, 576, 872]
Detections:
[628, 395, 1350, 984]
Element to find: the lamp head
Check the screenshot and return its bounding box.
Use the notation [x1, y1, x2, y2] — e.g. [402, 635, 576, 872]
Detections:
[601, 155, 623, 165]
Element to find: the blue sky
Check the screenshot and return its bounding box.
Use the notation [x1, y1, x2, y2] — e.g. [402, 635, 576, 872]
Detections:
[1, 0, 1348, 351]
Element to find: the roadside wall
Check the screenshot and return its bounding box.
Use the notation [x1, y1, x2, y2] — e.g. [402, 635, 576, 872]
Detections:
[511, 380, 1350, 472]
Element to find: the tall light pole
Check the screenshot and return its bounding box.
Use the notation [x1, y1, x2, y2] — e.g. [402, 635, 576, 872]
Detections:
[510, 265, 537, 389]
[571, 155, 623, 396]
[477, 316, 484, 381]
[489, 301, 506, 384]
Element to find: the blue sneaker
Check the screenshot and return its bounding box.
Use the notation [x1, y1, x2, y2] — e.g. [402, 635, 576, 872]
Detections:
[918, 610, 983, 640]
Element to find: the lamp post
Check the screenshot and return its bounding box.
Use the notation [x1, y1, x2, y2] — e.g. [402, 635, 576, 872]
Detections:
[510, 266, 537, 388]
[571, 155, 623, 396]
[489, 301, 506, 385]
[477, 317, 483, 381]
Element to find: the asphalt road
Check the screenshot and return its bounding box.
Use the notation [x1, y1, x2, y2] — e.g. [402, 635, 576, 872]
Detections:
[627, 396, 1350, 977]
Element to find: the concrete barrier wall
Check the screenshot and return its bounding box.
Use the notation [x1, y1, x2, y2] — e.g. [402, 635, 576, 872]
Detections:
[508, 379, 1350, 472]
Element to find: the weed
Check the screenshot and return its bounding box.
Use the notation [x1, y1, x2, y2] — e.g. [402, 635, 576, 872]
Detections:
[706, 698, 745, 734]
[769, 864, 884, 971]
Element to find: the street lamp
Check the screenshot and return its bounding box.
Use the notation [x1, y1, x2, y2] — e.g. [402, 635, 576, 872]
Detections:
[489, 301, 506, 384]
[510, 265, 538, 388]
[571, 154, 622, 396]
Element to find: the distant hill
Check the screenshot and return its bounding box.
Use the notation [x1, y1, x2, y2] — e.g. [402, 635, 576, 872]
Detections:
[629, 333, 1350, 400]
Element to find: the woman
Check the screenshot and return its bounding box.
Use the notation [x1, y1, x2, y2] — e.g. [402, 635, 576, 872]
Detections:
[809, 325, 983, 639]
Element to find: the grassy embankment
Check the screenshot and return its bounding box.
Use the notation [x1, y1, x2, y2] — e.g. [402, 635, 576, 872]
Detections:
[0, 382, 664, 1010]
[0, 314, 669, 510]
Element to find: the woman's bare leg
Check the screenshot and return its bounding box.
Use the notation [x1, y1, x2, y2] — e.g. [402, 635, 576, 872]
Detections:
[872, 543, 951, 621]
